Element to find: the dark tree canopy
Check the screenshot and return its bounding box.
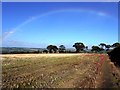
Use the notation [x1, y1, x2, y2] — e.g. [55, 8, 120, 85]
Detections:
[112, 42, 120, 48]
[73, 42, 85, 53]
[43, 50, 48, 53]
[105, 45, 111, 51]
[107, 46, 120, 67]
[99, 43, 106, 50]
[91, 46, 102, 52]
[47, 45, 58, 53]
[59, 45, 66, 53]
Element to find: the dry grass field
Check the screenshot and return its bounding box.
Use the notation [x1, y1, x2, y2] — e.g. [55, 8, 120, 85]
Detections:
[1, 53, 120, 88]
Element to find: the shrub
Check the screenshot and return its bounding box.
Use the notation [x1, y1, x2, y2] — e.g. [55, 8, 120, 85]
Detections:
[107, 46, 120, 67]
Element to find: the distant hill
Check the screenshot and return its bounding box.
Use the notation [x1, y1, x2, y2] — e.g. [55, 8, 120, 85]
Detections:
[0, 47, 76, 54]
[0, 47, 46, 54]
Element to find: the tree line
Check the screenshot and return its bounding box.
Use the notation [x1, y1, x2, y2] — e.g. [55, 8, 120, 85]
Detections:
[43, 42, 120, 53]
[1, 42, 120, 54]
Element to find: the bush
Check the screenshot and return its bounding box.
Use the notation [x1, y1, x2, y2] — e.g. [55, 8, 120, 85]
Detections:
[107, 46, 120, 67]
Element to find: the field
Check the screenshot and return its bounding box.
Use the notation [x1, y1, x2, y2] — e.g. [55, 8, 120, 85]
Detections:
[1, 53, 120, 88]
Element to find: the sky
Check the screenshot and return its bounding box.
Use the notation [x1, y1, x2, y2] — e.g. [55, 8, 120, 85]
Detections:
[2, 2, 118, 48]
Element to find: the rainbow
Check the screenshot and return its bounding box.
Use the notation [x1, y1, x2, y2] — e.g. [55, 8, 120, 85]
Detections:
[2, 8, 112, 40]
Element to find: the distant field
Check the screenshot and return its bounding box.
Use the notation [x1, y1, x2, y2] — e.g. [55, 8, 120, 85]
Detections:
[1, 53, 83, 58]
[1, 54, 120, 88]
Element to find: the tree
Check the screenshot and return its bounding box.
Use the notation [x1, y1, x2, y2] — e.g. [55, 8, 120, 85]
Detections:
[107, 46, 120, 67]
[43, 50, 48, 53]
[85, 46, 88, 50]
[52, 45, 58, 53]
[47, 45, 53, 53]
[99, 43, 106, 50]
[91, 46, 101, 52]
[112, 42, 120, 48]
[84, 46, 89, 53]
[47, 45, 58, 53]
[73, 42, 85, 53]
[59, 45, 66, 53]
[105, 45, 111, 51]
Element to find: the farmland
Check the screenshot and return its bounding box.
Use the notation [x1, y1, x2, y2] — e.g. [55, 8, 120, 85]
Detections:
[1, 53, 120, 88]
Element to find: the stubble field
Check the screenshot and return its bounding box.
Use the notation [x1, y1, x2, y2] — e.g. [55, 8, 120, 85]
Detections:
[1, 53, 120, 88]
